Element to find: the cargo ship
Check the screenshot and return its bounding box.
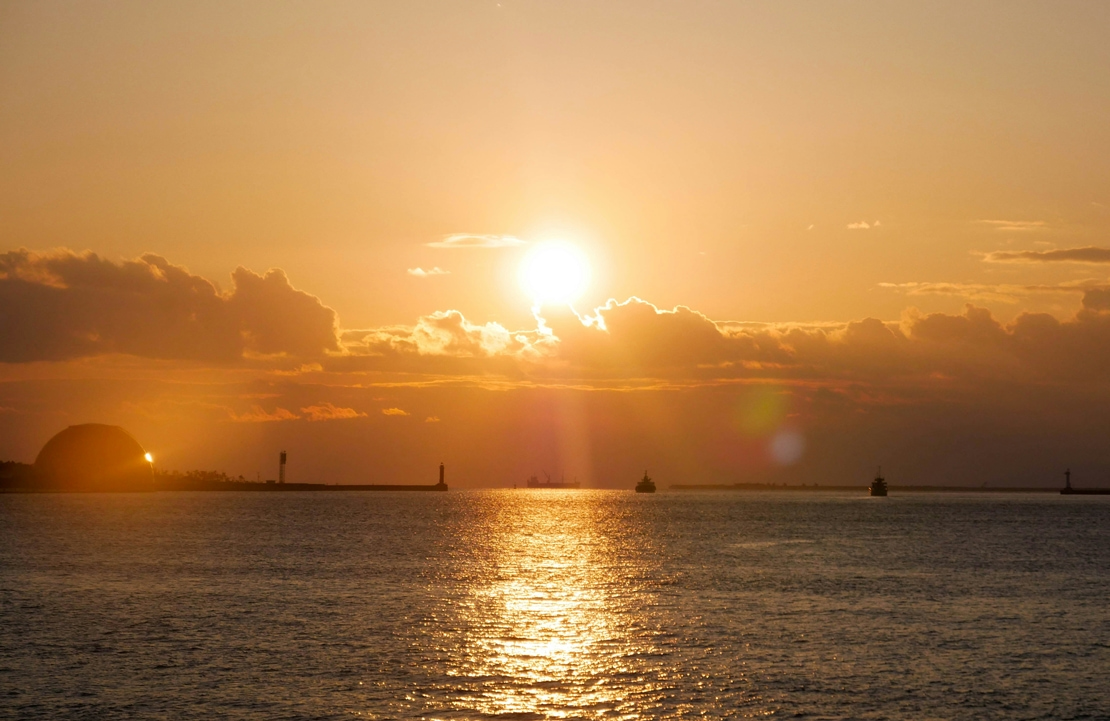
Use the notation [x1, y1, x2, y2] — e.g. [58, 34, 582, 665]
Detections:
[525, 472, 580, 489]
[635, 470, 656, 493]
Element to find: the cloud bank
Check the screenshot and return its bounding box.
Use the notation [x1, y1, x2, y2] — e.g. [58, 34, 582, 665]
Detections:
[6, 248, 1110, 394]
[332, 294, 1110, 389]
[0, 250, 339, 363]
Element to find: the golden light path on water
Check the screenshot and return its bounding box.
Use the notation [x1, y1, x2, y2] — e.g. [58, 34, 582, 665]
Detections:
[442, 491, 664, 718]
[5, 493, 1107, 718]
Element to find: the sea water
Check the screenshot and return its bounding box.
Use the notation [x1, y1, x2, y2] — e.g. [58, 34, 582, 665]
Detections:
[1, 491, 1107, 719]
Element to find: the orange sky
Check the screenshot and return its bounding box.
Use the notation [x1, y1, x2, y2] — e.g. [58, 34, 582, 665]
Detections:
[2, 2, 1110, 486]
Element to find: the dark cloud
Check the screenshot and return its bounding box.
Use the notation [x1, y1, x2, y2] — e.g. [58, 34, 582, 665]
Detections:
[1082, 287, 1110, 312]
[984, 247, 1110, 263]
[226, 267, 339, 358]
[0, 249, 338, 363]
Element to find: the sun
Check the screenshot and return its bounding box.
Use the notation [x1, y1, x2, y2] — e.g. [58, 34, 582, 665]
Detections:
[519, 242, 591, 304]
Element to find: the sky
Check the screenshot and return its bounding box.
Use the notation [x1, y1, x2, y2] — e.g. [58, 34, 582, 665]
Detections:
[2, 1, 1110, 487]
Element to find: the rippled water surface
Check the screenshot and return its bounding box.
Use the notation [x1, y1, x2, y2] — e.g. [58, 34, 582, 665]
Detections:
[2, 491, 1108, 719]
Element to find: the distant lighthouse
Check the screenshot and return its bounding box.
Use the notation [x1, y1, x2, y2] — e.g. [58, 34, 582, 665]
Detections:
[279, 451, 287, 484]
[439, 462, 445, 486]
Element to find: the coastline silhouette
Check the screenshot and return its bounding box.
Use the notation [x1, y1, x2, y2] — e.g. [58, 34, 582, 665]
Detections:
[3, 424, 1110, 496]
[0, 425, 449, 493]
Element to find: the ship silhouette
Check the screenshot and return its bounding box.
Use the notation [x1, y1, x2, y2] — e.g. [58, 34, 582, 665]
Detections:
[869, 467, 888, 496]
[635, 470, 656, 493]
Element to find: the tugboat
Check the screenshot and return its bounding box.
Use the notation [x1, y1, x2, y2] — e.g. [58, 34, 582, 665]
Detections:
[869, 467, 888, 497]
[635, 470, 656, 493]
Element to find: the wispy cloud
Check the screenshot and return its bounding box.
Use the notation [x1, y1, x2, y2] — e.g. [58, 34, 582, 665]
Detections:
[880, 280, 1103, 303]
[300, 403, 367, 421]
[977, 220, 1048, 232]
[427, 234, 526, 249]
[407, 267, 449, 277]
[228, 406, 299, 423]
[847, 220, 880, 230]
[382, 407, 410, 416]
[983, 247, 1110, 264]
[424, 416, 441, 423]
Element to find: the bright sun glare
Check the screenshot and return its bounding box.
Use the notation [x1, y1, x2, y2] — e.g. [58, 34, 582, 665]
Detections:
[519, 242, 590, 305]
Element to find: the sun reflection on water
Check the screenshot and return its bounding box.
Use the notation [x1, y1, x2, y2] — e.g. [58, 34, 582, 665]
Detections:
[444, 491, 661, 718]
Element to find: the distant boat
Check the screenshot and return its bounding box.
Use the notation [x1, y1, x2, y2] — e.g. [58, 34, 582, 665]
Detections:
[635, 470, 656, 493]
[869, 467, 888, 497]
[525, 472, 580, 489]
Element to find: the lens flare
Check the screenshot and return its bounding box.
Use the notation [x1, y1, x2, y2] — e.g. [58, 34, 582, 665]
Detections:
[769, 429, 805, 465]
[736, 386, 789, 435]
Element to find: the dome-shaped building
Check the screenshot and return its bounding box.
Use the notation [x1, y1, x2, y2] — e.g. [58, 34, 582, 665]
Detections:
[34, 424, 153, 492]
